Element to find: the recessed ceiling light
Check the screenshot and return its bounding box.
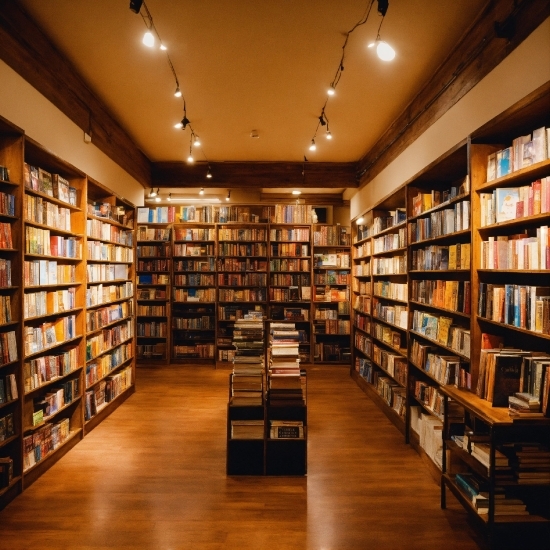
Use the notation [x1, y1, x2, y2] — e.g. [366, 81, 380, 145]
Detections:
[292, 190, 301, 195]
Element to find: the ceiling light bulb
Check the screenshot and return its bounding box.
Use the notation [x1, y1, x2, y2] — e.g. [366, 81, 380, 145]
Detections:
[187, 155, 194, 164]
[143, 30, 155, 48]
[149, 188, 157, 198]
[193, 136, 201, 147]
[206, 168, 213, 179]
[226, 191, 230, 201]
[199, 187, 204, 195]
[167, 193, 172, 202]
[160, 43, 167, 51]
[292, 190, 301, 195]
[326, 131, 332, 140]
[356, 217, 365, 225]
[154, 196, 161, 202]
[376, 40, 395, 61]
[174, 87, 182, 98]
[327, 86, 335, 96]
[309, 139, 316, 151]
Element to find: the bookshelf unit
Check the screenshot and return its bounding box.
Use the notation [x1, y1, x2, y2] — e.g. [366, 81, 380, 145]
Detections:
[268, 224, 312, 364]
[0, 116, 23, 506]
[136, 209, 172, 364]
[85, 179, 135, 431]
[406, 142, 472, 473]
[172, 223, 216, 363]
[217, 223, 268, 366]
[21, 138, 86, 487]
[312, 224, 352, 365]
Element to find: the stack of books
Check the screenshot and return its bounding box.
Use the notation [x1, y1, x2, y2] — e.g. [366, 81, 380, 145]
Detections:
[230, 312, 265, 406]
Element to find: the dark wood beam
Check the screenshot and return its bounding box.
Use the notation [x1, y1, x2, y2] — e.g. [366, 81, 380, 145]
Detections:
[356, 0, 550, 187]
[259, 193, 349, 206]
[0, 0, 152, 188]
[152, 161, 358, 189]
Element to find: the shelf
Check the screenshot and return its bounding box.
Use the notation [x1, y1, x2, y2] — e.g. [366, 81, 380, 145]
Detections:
[87, 213, 133, 230]
[25, 253, 80, 262]
[409, 300, 470, 319]
[86, 295, 133, 310]
[409, 228, 471, 247]
[22, 429, 82, 475]
[24, 335, 83, 360]
[25, 188, 82, 211]
[477, 158, 550, 192]
[87, 315, 133, 337]
[408, 193, 470, 221]
[477, 212, 550, 231]
[372, 316, 407, 333]
[477, 316, 550, 340]
[25, 220, 82, 237]
[85, 356, 134, 388]
[373, 294, 408, 305]
[409, 330, 470, 361]
[372, 246, 407, 257]
[371, 220, 407, 238]
[24, 397, 81, 432]
[23, 307, 83, 323]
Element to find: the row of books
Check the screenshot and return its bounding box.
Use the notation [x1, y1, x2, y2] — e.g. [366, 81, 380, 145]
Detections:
[86, 301, 131, 332]
[373, 228, 406, 253]
[86, 263, 129, 283]
[353, 294, 371, 314]
[270, 243, 309, 257]
[87, 202, 132, 227]
[0, 222, 13, 249]
[137, 288, 166, 300]
[218, 288, 266, 302]
[372, 209, 406, 235]
[24, 163, 77, 206]
[313, 270, 350, 285]
[136, 226, 170, 241]
[137, 321, 167, 337]
[24, 315, 77, 356]
[270, 273, 310, 286]
[85, 343, 132, 388]
[373, 299, 408, 329]
[25, 227, 80, 258]
[86, 282, 133, 308]
[410, 279, 471, 314]
[172, 315, 214, 330]
[137, 206, 177, 224]
[24, 288, 76, 319]
[174, 227, 216, 241]
[86, 320, 132, 361]
[87, 218, 133, 246]
[352, 278, 370, 295]
[373, 280, 407, 302]
[218, 228, 266, 241]
[269, 287, 309, 302]
[353, 260, 370, 277]
[480, 178, 550, 226]
[174, 243, 214, 256]
[173, 288, 217, 302]
[376, 375, 406, 418]
[0, 374, 17, 404]
[314, 319, 350, 335]
[25, 195, 72, 231]
[486, 126, 549, 181]
[271, 227, 311, 243]
[313, 342, 349, 362]
[174, 273, 215, 286]
[175, 258, 215, 272]
[23, 260, 75, 288]
[410, 183, 468, 217]
[372, 344, 407, 386]
[0, 330, 16, 366]
[313, 253, 350, 268]
[173, 344, 215, 358]
[412, 379, 445, 420]
[136, 244, 170, 258]
[137, 273, 169, 284]
[354, 332, 373, 356]
[218, 243, 267, 257]
[137, 343, 166, 359]
[410, 408, 443, 469]
[218, 273, 267, 286]
[218, 304, 265, 321]
[313, 225, 348, 246]
[32, 377, 80, 425]
[272, 204, 313, 224]
[23, 417, 71, 471]
[372, 321, 403, 351]
[478, 283, 550, 334]
[0, 258, 12, 287]
[480, 228, 549, 270]
[410, 243, 471, 271]
[314, 287, 349, 302]
[0, 191, 15, 217]
[408, 202, 470, 244]
[219, 258, 266, 272]
[84, 366, 132, 421]
[354, 240, 371, 258]
[136, 259, 169, 272]
[0, 295, 11, 325]
[137, 304, 166, 316]
[372, 254, 407, 275]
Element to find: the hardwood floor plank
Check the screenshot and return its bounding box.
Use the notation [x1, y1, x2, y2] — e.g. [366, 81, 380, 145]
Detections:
[0, 365, 492, 549]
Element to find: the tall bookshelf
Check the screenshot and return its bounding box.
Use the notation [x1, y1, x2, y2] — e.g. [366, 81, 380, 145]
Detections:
[21, 138, 86, 487]
[136, 207, 173, 365]
[405, 143, 472, 472]
[268, 224, 312, 364]
[0, 116, 23, 505]
[312, 224, 352, 364]
[84, 179, 135, 431]
[172, 223, 216, 363]
[217, 223, 268, 366]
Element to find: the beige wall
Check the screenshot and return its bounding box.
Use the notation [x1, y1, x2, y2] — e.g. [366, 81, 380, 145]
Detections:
[349, 17, 550, 219]
[0, 60, 145, 206]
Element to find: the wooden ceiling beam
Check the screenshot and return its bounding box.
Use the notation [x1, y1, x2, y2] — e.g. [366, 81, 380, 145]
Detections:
[152, 161, 358, 189]
[0, 0, 152, 188]
[356, 0, 550, 187]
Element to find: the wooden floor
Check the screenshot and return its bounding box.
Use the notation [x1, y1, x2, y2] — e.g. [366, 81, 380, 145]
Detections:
[0, 365, 493, 549]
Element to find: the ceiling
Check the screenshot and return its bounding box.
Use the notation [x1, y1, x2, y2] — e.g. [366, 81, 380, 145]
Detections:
[17, 0, 487, 197]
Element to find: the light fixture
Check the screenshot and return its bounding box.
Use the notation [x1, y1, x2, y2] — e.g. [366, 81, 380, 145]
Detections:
[356, 217, 365, 225]
[129, 0, 144, 14]
[167, 193, 172, 202]
[326, 130, 333, 140]
[368, 39, 396, 61]
[142, 30, 155, 48]
[292, 190, 301, 195]
[327, 86, 335, 96]
[206, 166, 213, 179]
[199, 187, 205, 195]
[175, 115, 191, 130]
[309, 139, 316, 151]
[154, 195, 161, 203]
[193, 134, 201, 147]
[318, 115, 327, 126]
[174, 86, 182, 98]
[149, 188, 157, 198]
[160, 43, 167, 51]
[187, 153, 194, 163]
[226, 190, 231, 201]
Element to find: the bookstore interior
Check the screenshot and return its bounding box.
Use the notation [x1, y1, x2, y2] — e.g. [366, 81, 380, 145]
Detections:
[0, 0, 550, 547]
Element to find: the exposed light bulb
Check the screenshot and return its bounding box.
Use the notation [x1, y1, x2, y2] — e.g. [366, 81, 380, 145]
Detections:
[167, 193, 172, 202]
[309, 139, 316, 151]
[160, 43, 167, 51]
[174, 121, 183, 129]
[326, 131, 332, 140]
[226, 191, 231, 201]
[327, 86, 335, 96]
[187, 154, 194, 164]
[143, 30, 155, 47]
[174, 86, 182, 98]
[149, 188, 157, 198]
[206, 167, 213, 179]
[369, 40, 395, 61]
[292, 190, 301, 195]
[356, 217, 365, 225]
[193, 135, 201, 147]
[199, 187, 204, 195]
[154, 195, 161, 203]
